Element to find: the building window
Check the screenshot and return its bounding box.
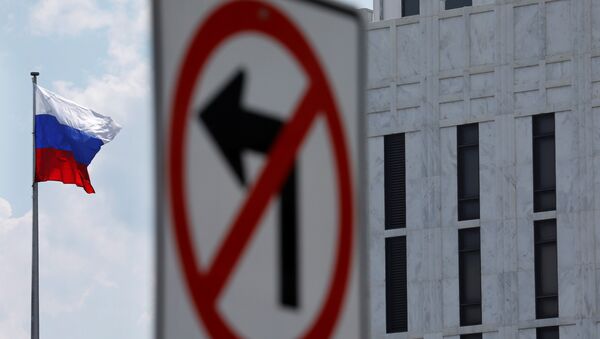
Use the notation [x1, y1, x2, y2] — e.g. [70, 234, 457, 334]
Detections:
[533, 113, 556, 212]
[385, 133, 406, 229]
[459, 228, 482, 326]
[537, 326, 559, 339]
[402, 0, 420, 17]
[386, 236, 407, 333]
[445, 0, 472, 10]
[461, 334, 483, 339]
[535, 219, 559, 319]
[457, 123, 480, 221]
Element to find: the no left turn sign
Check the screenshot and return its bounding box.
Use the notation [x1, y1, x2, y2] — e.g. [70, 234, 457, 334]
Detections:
[154, 1, 365, 338]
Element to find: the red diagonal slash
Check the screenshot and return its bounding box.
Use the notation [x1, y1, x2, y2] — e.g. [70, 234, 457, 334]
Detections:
[168, 1, 355, 338]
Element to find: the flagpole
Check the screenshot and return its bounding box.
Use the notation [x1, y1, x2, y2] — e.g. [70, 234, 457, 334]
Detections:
[30, 71, 39, 339]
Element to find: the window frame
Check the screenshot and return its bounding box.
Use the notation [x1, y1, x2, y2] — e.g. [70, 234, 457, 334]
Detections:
[385, 236, 408, 333]
[532, 113, 556, 212]
[457, 123, 480, 221]
[534, 219, 559, 319]
[458, 227, 482, 326]
[384, 133, 406, 230]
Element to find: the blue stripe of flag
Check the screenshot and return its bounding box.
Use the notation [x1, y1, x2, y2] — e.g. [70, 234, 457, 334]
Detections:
[35, 114, 104, 166]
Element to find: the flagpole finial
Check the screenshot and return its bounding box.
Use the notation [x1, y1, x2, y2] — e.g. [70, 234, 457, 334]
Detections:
[30, 72, 39, 77]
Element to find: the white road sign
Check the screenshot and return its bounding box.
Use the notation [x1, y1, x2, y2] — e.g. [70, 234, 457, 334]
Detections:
[153, 0, 365, 337]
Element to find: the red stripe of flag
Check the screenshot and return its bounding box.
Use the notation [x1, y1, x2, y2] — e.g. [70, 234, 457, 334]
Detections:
[35, 148, 95, 194]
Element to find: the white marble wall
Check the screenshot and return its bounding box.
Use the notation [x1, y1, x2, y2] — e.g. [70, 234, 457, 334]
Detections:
[367, 0, 600, 338]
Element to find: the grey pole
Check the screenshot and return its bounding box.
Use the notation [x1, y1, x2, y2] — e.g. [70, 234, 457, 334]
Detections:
[30, 71, 39, 339]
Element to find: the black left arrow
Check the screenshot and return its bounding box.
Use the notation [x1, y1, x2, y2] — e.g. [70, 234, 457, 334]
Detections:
[199, 70, 299, 309]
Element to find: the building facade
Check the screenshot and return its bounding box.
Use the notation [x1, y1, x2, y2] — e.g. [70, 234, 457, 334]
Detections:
[366, 0, 600, 338]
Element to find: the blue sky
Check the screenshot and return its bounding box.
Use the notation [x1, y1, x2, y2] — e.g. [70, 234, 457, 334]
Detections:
[0, 0, 371, 338]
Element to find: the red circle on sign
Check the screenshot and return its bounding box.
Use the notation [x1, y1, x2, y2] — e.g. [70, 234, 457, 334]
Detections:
[168, 1, 355, 338]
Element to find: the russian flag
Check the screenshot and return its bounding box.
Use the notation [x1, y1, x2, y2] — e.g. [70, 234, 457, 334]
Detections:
[35, 85, 121, 193]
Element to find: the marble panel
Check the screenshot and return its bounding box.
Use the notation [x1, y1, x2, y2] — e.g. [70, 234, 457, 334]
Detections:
[367, 28, 392, 85]
[367, 108, 421, 136]
[481, 220, 502, 277]
[471, 71, 495, 95]
[557, 213, 579, 318]
[517, 328, 536, 339]
[479, 121, 499, 222]
[440, 100, 465, 120]
[471, 97, 497, 119]
[440, 127, 458, 228]
[516, 217, 534, 272]
[592, 81, 600, 100]
[555, 111, 579, 213]
[424, 333, 443, 339]
[440, 16, 466, 71]
[366, 87, 391, 113]
[593, 0, 600, 50]
[502, 271, 520, 324]
[514, 65, 539, 88]
[470, 11, 496, 66]
[514, 4, 542, 60]
[593, 107, 600, 155]
[560, 325, 581, 339]
[368, 137, 385, 232]
[546, 0, 572, 55]
[503, 219, 519, 273]
[514, 90, 540, 111]
[397, 82, 423, 108]
[592, 57, 600, 81]
[482, 273, 503, 324]
[442, 228, 458, 280]
[546, 86, 572, 106]
[397, 22, 424, 79]
[517, 269, 535, 321]
[546, 60, 571, 82]
[515, 116, 533, 218]
[406, 131, 427, 183]
[440, 76, 464, 96]
[408, 280, 443, 333]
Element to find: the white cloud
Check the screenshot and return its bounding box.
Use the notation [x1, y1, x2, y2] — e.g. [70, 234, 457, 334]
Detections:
[29, 0, 112, 36]
[30, 0, 150, 125]
[0, 199, 30, 339]
[15, 1, 154, 338]
[0, 197, 11, 220]
[0, 192, 152, 339]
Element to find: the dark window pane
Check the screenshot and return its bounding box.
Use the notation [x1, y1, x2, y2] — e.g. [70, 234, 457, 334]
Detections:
[461, 334, 483, 339]
[457, 123, 479, 145]
[385, 133, 405, 230]
[446, 0, 472, 10]
[460, 304, 482, 326]
[386, 237, 407, 333]
[533, 113, 556, 212]
[533, 137, 556, 189]
[536, 297, 559, 319]
[537, 326, 560, 339]
[459, 228, 481, 326]
[402, 0, 419, 17]
[533, 114, 555, 135]
[459, 227, 481, 251]
[458, 199, 480, 221]
[460, 252, 481, 303]
[534, 191, 556, 213]
[457, 124, 480, 221]
[535, 219, 557, 242]
[537, 244, 558, 295]
[535, 219, 558, 319]
[458, 147, 480, 197]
